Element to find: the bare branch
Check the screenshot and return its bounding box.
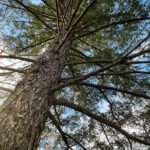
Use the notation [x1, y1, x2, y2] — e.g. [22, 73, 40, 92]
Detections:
[0, 87, 13, 93]
[52, 59, 123, 91]
[128, 48, 150, 60]
[48, 111, 72, 150]
[41, 0, 56, 12]
[76, 17, 150, 39]
[0, 55, 35, 63]
[123, 33, 150, 57]
[0, 66, 25, 74]
[65, 133, 87, 150]
[72, 0, 96, 28]
[16, 37, 54, 52]
[0, 72, 13, 76]
[66, 59, 150, 66]
[100, 124, 114, 149]
[81, 82, 150, 100]
[54, 100, 150, 146]
[14, 0, 53, 31]
[67, 0, 83, 28]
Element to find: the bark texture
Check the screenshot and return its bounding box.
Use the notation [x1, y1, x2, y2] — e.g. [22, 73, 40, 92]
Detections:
[0, 40, 69, 150]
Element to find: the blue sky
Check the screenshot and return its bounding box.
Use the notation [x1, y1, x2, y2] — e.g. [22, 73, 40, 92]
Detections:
[31, 0, 42, 5]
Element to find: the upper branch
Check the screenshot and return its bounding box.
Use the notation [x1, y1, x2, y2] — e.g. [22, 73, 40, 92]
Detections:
[76, 16, 150, 39]
[14, 0, 53, 31]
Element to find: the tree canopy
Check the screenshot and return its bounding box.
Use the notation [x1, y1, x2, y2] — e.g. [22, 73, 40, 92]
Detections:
[0, 0, 150, 149]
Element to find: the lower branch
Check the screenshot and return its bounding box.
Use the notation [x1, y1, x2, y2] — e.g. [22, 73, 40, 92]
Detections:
[0, 87, 13, 92]
[48, 110, 87, 150]
[0, 66, 25, 73]
[0, 55, 35, 62]
[54, 100, 150, 146]
[48, 111, 72, 150]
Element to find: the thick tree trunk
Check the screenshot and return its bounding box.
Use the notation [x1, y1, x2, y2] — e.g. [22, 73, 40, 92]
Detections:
[0, 40, 69, 150]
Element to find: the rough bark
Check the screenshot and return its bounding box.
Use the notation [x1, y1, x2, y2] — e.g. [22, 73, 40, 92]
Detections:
[0, 39, 69, 150]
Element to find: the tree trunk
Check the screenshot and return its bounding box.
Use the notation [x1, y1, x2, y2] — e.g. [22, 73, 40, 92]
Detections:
[0, 39, 69, 150]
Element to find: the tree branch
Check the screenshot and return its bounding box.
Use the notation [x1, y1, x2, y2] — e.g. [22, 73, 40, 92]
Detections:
[65, 133, 87, 150]
[41, 0, 56, 12]
[14, 0, 53, 31]
[54, 100, 150, 146]
[76, 17, 150, 39]
[81, 82, 150, 100]
[0, 66, 25, 74]
[48, 111, 73, 150]
[0, 55, 35, 63]
[52, 59, 124, 91]
[0, 87, 13, 93]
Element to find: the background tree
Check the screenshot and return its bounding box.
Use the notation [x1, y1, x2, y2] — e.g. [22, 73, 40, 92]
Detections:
[0, 0, 150, 149]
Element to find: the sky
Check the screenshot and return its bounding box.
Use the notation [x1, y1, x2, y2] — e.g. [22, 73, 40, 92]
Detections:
[31, 0, 42, 5]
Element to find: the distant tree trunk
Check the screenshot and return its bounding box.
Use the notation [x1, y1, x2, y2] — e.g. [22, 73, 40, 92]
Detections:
[0, 39, 69, 150]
